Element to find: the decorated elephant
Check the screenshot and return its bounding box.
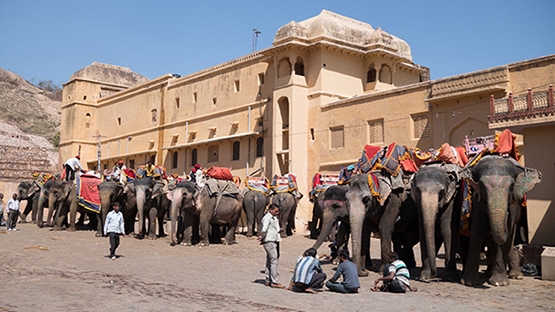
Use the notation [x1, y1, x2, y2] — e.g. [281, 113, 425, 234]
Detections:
[168, 179, 243, 246]
[410, 163, 462, 282]
[98, 180, 135, 235]
[346, 171, 418, 276]
[17, 181, 42, 223]
[124, 178, 166, 239]
[462, 155, 541, 286]
[308, 191, 325, 239]
[242, 189, 268, 237]
[311, 185, 351, 257]
[269, 191, 300, 237]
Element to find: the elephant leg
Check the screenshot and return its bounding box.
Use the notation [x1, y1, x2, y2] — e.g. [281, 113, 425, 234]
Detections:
[20, 202, 32, 223]
[245, 205, 255, 237]
[379, 197, 401, 269]
[181, 211, 195, 246]
[54, 206, 67, 231]
[464, 209, 488, 286]
[68, 207, 77, 232]
[46, 206, 55, 227]
[157, 207, 167, 238]
[362, 217, 372, 270]
[31, 198, 38, 223]
[508, 246, 523, 279]
[147, 208, 157, 239]
[286, 205, 296, 236]
[487, 241, 511, 286]
[199, 211, 211, 246]
[95, 214, 103, 237]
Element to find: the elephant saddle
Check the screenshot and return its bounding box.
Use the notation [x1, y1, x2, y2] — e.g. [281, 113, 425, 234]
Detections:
[76, 174, 102, 213]
[245, 176, 269, 195]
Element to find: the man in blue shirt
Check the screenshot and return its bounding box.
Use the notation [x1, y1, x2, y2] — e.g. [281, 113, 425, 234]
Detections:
[104, 201, 125, 260]
[326, 249, 360, 293]
[285, 248, 327, 294]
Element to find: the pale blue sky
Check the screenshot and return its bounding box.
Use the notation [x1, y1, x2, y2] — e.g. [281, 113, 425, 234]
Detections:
[1, 0, 554, 86]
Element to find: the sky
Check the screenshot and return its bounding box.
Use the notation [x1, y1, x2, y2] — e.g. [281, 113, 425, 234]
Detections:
[1, 0, 554, 87]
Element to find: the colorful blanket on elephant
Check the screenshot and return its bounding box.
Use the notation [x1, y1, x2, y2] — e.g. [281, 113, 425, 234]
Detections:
[459, 179, 472, 237]
[270, 174, 298, 193]
[205, 178, 241, 198]
[367, 172, 382, 201]
[76, 174, 102, 213]
[359, 143, 412, 176]
[309, 173, 339, 200]
[337, 164, 359, 185]
[136, 166, 165, 179]
[438, 143, 468, 167]
[245, 176, 269, 195]
[32, 172, 55, 186]
[205, 166, 233, 181]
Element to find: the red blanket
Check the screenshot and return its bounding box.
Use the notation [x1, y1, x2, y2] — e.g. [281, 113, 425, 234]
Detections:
[76, 174, 102, 213]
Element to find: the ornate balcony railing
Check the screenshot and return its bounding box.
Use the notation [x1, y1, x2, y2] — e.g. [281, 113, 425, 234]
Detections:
[488, 85, 554, 124]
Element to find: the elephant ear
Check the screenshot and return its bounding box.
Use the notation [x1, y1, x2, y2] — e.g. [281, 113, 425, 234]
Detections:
[152, 182, 165, 198]
[62, 181, 73, 198]
[125, 182, 135, 194]
[166, 189, 174, 201]
[442, 163, 460, 203]
[513, 167, 541, 202]
[377, 176, 392, 207]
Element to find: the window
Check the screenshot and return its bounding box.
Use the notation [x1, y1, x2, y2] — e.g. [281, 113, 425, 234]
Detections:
[232, 141, 240, 161]
[330, 126, 344, 149]
[413, 114, 430, 139]
[129, 159, 135, 169]
[367, 65, 376, 83]
[294, 57, 305, 76]
[258, 73, 265, 85]
[191, 148, 198, 166]
[172, 151, 178, 169]
[193, 92, 197, 104]
[368, 119, 384, 143]
[151, 109, 157, 123]
[117, 117, 121, 126]
[234, 80, 240, 92]
[256, 137, 264, 157]
[176, 97, 180, 108]
[212, 97, 217, 105]
[208, 145, 219, 163]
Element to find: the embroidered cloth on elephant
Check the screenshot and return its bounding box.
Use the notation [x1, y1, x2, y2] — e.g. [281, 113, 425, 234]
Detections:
[309, 173, 339, 200]
[270, 174, 298, 193]
[359, 143, 414, 175]
[205, 178, 241, 198]
[245, 176, 269, 195]
[76, 174, 102, 213]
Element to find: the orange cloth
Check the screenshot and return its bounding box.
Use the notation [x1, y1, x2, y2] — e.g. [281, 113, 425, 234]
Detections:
[495, 129, 520, 161]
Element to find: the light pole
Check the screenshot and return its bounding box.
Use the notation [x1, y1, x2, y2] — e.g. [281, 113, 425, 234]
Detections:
[252, 29, 261, 53]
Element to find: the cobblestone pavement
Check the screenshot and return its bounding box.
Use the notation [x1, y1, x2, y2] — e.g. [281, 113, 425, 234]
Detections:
[1, 223, 554, 311]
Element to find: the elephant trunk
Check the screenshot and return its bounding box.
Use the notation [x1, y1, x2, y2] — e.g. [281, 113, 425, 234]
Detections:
[36, 192, 46, 227]
[48, 193, 58, 227]
[489, 201, 509, 246]
[136, 191, 146, 237]
[347, 192, 368, 277]
[420, 192, 439, 279]
[312, 201, 336, 250]
[170, 196, 180, 244]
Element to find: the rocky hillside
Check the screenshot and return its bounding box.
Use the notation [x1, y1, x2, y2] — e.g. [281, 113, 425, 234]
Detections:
[0, 68, 61, 180]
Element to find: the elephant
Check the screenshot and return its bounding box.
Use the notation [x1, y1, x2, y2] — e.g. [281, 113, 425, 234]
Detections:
[308, 191, 325, 239]
[124, 178, 166, 239]
[37, 179, 101, 233]
[17, 181, 41, 223]
[269, 191, 302, 237]
[346, 171, 418, 276]
[168, 180, 243, 246]
[462, 155, 541, 286]
[410, 163, 462, 282]
[98, 180, 135, 235]
[311, 185, 351, 257]
[242, 189, 268, 237]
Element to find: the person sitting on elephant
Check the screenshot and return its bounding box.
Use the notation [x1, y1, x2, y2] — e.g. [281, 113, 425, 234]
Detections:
[325, 249, 360, 293]
[285, 248, 327, 294]
[112, 160, 127, 183]
[189, 163, 202, 183]
[64, 155, 86, 182]
[372, 252, 417, 293]
[145, 160, 156, 179]
[104, 201, 125, 260]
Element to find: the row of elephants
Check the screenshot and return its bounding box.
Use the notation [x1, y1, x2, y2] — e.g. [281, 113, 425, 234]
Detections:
[15, 154, 540, 288]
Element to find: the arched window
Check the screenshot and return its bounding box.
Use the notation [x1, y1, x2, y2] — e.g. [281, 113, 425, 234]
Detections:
[256, 137, 264, 157]
[191, 148, 198, 166]
[232, 141, 240, 161]
[367, 64, 376, 83]
[151, 109, 157, 123]
[278, 58, 291, 78]
[172, 151, 178, 169]
[379, 64, 392, 84]
[294, 57, 305, 76]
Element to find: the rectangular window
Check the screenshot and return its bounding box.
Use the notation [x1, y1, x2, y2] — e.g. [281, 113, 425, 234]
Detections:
[234, 80, 240, 92]
[368, 119, 384, 143]
[175, 97, 180, 108]
[208, 145, 219, 163]
[129, 159, 135, 170]
[212, 97, 217, 105]
[330, 126, 344, 149]
[117, 117, 121, 126]
[412, 114, 430, 139]
[258, 73, 265, 85]
[193, 92, 197, 104]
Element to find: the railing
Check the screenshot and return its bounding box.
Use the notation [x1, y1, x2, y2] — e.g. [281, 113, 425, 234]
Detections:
[488, 85, 554, 122]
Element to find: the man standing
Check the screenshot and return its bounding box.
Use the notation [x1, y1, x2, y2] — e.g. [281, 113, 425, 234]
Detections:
[0, 193, 5, 227]
[325, 249, 360, 293]
[6, 193, 20, 231]
[64, 155, 85, 182]
[104, 201, 125, 260]
[258, 203, 285, 288]
[285, 248, 327, 294]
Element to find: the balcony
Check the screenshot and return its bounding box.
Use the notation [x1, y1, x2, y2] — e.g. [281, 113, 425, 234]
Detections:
[488, 85, 555, 130]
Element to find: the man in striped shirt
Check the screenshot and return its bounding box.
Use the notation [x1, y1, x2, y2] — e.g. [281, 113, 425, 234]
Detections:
[285, 248, 327, 294]
[372, 251, 417, 293]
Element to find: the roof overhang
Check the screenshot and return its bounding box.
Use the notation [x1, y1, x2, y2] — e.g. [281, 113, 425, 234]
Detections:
[162, 131, 260, 150]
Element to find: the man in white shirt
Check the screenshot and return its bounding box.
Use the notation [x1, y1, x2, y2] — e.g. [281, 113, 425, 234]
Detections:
[258, 203, 285, 288]
[64, 155, 86, 182]
[103, 201, 125, 260]
[6, 193, 20, 231]
[112, 160, 127, 183]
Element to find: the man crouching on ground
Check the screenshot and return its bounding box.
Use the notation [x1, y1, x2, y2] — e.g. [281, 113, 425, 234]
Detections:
[325, 249, 360, 293]
[285, 248, 327, 294]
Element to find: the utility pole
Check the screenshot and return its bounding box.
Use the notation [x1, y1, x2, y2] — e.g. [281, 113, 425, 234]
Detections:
[93, 130, 106, 171]
[252, 29, 261, 53]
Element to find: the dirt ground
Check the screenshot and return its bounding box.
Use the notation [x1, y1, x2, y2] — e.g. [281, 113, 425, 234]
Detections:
[1, 221, 554, 312]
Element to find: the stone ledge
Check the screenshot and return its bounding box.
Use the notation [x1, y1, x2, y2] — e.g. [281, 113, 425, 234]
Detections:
[541, 247, 555, 281]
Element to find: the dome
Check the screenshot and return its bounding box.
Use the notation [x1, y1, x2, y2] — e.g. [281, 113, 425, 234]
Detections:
[273, 10, 412, 60]
[70, 62, 149, 87]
